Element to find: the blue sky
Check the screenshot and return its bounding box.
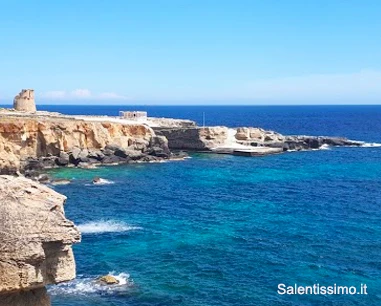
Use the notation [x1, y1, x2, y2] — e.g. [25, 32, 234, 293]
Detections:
[1, 0, 381, 104]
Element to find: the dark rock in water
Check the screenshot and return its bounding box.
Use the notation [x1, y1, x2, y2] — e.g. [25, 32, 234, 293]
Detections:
[102, 155, 124, 164]
[295, 137, 323, 149]
[140, 155, 160, 162]
[124, 150, 145, 160]
[172, 151, 188, 159]
[37, 174, 50, 183]
[102, 148, 114, 156]
[148, 147, 170, 158]
[322, 137, 346, 146]
[69, 148, 90, 165]
[70, 147, 81, 160]
[24, 156, 57, 171]
[88, 157, 101, 164]
[321, 137, 362, 147]
[97, 275, 119, 285]
[266, 142, 284, 149]
[88, 150, 105, 161]
[308, 138, 322, 149]
[56, 152, 69, 166]
[51, 179, 71, 185]
[114, 148, 128, 158]
[24, 170, 42, 180]
[69, 154, 79, 165]
[284, 141, 302, 151]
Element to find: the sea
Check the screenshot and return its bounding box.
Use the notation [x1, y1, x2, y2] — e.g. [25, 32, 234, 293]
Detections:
[13, 105, 381, 305]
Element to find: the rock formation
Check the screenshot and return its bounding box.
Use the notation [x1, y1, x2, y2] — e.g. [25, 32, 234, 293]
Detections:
[13, 89, 36, 112]
[0, 116, 171, 175]
[154, 126, 230, 150]
[97, 275, 119, 285]
[155, 126, 364, 153]
[0, 175, 80, 306]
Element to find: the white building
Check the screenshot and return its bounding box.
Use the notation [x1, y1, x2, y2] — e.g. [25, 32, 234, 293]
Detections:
[119, 111, 148, 120]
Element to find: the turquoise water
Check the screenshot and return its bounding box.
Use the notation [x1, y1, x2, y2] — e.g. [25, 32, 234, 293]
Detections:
[48, 148, 381, 306]
[44, 106, 381, 305]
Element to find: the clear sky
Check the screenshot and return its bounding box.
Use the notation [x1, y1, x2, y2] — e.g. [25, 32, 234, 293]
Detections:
[1, 0, 381, 105]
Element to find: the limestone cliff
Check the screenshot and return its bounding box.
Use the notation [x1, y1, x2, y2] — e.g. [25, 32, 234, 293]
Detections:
[0, 116, 159, 174]
[154, 126, 230, 151]
[0, 175, 80, 306]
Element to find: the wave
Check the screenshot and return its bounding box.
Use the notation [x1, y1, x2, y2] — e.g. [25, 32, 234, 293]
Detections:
[93, 178, 114, 185]
[84, 178, 115, 186]
[360, 142, 381, 147]
[319, 144, 331, 150]
[77, 220, 142, 234]
[48, 272, 133, 296]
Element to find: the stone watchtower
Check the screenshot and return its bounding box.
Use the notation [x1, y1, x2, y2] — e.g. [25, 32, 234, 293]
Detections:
[13, 89, 36, 112]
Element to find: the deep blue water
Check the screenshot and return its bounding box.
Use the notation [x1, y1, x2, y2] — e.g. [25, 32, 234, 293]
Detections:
[36, 105, 381, 306]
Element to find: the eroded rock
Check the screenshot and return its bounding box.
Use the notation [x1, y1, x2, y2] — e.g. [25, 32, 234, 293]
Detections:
[0, 175, 80, 305]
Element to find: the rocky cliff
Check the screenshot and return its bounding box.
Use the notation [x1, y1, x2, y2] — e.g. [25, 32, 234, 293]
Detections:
[0, 116, 170, 175]
[154, 126, 230, 151]
[0, 175, 80, 306]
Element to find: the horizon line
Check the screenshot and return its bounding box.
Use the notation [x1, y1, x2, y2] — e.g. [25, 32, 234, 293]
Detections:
[2, 103, 381, 107]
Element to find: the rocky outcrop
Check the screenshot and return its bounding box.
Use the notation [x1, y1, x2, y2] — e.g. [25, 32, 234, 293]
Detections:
[97, 275, 119, 285]
[156, 126, 364, 155]
[234, 127, 285, 143]
[155, 126, 229, 151]
[0, 175, 80, 306]
[13, 89, 36, 113]
[0, 116, 172, 175]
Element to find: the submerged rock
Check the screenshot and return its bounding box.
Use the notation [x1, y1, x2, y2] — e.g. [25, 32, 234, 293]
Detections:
[50, 179, 71, 185]
[93, 176, 101, 184]
[97, 275, 120, 285]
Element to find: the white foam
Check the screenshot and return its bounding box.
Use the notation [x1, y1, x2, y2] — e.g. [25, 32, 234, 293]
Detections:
[319, 144, 331, 150]
[361, 142, 381, 147]
[48, 272, 132, 296]
[78, 221, 142, 234]
[93, 178, 114, 185]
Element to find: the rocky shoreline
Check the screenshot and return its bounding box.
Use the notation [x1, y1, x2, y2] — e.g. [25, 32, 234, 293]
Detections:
[0, 100, 375, 306]
[155, 126, 365, 154]
[0, 114, 186, 178]
[0, 109, 367, 179]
